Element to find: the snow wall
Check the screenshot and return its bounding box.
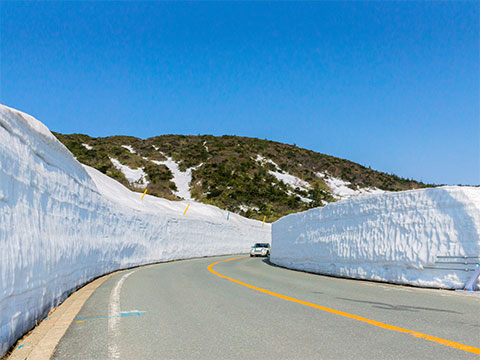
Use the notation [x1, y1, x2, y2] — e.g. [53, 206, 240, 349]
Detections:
[271, 186, 480, 290]
[0, 105, 271, 356]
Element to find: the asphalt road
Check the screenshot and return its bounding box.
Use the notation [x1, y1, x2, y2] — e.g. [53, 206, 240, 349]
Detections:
[53, 256, 480, 359]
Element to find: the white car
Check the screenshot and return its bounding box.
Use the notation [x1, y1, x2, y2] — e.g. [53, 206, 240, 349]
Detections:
[250, 243, 270, 257]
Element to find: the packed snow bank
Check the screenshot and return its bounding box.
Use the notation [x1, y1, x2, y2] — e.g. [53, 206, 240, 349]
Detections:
[0, 105, 270, 356]
[271, 187, 480, 290]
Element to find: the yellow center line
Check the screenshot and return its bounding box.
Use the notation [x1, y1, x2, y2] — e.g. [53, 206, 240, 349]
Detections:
[208, 256, 480, 356]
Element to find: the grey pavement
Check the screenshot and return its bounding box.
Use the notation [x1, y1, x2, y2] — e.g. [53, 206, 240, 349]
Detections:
[53, 256, 480, 360]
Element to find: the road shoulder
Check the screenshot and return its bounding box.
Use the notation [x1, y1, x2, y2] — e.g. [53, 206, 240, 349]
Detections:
[5, 272, 118, 360]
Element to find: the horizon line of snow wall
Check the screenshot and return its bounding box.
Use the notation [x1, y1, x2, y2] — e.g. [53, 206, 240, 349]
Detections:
[0, 105, 270, 356]
[270, 186, 480, 290]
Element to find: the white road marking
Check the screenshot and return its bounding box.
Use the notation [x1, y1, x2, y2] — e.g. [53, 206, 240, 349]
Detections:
[108, 269, 138, 360]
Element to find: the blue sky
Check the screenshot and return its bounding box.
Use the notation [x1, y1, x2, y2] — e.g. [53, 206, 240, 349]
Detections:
[1, 1, 478, 185]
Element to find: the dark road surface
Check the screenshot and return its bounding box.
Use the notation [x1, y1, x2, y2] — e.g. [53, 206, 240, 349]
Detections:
[53, 256, 480, 359]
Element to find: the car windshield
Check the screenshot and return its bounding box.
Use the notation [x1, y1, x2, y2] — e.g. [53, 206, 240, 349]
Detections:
[254, 243, 269, 248]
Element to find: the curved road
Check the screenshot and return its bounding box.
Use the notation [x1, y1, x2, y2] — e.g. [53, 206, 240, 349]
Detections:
[53, 256, 480, 359]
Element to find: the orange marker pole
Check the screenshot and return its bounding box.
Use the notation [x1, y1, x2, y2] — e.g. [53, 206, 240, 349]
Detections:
[141, 188, 147, 200]
[183, 204, 190, 216]
[262, 215, 266, 227]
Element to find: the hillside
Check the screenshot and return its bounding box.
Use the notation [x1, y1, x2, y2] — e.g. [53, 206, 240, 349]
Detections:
[53, 133, 432, 221]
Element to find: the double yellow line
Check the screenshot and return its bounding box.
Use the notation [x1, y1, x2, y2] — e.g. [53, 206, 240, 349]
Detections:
[208, 256, 480, 356]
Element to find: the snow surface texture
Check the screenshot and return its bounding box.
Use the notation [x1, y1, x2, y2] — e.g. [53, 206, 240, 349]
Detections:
[0, 105, 270, 356]
[271, 187, 480, 290]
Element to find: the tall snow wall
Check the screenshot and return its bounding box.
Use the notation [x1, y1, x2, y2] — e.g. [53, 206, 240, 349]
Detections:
[271, 186, 480, 290]
[0, 105, 270, 356]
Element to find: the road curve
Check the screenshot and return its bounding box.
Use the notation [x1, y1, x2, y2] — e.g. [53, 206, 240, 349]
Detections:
[53, 256, 480, 359]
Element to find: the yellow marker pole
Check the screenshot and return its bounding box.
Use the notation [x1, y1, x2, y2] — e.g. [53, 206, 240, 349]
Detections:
[141, 188, 147, 200]
[262, 215, 266, 227]
[183, 204, 190, 216]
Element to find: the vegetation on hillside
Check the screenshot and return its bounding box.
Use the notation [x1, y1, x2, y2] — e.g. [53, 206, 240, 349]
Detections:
[53, 132, 432, 221]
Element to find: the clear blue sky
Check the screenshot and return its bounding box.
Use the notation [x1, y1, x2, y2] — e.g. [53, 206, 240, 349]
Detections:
[1, 1, 478, 185]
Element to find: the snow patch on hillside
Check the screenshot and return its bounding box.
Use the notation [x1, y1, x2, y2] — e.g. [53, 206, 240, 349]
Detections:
[122, 145, 136, 154]
[238, 204, 260, 212]
[110, 158, 148, 188]
[255, 154, 278, 168]
[269, 170, 311, 192]
[151, 156, 202, 200]
[255, 155, 312, 202]
[318, 172, 384, 199]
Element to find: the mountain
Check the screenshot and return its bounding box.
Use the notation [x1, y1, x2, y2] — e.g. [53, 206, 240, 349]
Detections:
[53, 133, 432, 221]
